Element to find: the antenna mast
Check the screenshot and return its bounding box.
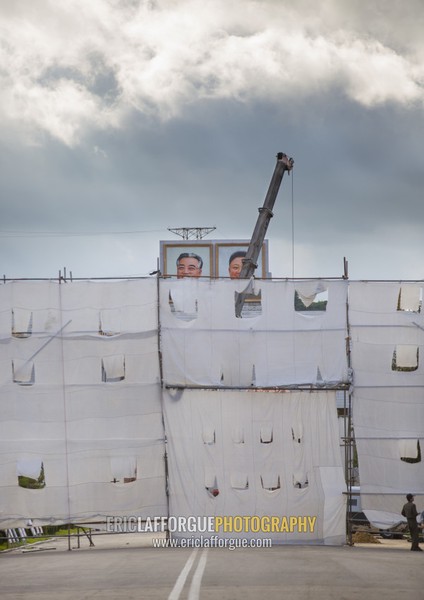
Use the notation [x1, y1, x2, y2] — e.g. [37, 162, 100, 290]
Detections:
[168, 227, 216, 240]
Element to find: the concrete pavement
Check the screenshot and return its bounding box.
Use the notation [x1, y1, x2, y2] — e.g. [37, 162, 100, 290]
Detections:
[1, 533, 423, 599]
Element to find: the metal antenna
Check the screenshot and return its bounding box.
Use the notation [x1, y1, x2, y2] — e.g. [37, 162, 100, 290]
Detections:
[168, 227, 216, 240]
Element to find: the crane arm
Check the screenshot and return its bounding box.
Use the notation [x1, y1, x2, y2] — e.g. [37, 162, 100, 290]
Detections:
[235, 151, 293, 318]
[239, 152, 294, 280]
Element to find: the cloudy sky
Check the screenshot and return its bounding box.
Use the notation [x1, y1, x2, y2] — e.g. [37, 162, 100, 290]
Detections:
[1, 0, 423, 280]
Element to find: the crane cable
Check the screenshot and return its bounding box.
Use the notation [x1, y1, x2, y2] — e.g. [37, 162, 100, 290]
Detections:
[291, 168, 295, 278]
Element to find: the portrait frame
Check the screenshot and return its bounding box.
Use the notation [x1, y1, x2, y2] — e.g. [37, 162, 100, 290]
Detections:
[161, 242, 213, 278]
[215, 242, 269, 279]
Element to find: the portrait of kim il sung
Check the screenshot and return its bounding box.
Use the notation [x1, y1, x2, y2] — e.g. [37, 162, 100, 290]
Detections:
[161, 243, 212, 278]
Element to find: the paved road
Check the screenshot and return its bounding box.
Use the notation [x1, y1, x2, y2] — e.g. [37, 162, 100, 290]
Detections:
[1, 534, 423, 599]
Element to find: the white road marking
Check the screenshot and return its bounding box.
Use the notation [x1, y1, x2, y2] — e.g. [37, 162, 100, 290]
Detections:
[188, 549, 208, 600]
[168, 549, 198, 600]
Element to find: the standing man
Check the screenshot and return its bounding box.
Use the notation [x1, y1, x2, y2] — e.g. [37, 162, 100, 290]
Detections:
[176, 253, 203, 278]
[402, 493, 422, 551]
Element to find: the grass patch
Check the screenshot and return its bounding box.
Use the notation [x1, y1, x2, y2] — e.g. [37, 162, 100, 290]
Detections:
[1, 525, 82, 551]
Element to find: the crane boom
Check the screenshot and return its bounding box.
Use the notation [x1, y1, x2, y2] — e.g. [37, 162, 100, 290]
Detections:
[239, 152, 294, 279]
[235, 151, 293, 317]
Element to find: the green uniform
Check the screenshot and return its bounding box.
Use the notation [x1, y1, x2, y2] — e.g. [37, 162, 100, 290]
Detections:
[402, 500, 421, 551]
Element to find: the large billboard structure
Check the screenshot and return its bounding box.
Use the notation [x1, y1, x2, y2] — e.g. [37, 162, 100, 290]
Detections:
[160, 239, 270, 279]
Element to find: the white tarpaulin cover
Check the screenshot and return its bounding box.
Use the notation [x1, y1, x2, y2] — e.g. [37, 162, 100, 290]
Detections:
[363, 510, 406, 530]
[163, 389, 346, 545]
[0, 280, 167, 528]
[0, 277, 351, 544]
[349, 282, 424, 517]
[160, 279, 349, 387]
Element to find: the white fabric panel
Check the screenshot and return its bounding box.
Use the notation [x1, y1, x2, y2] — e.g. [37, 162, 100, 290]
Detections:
[353, 388, 424, 438]
[398, 285, 421, 312]
[0, 282, 66, 342]
[16, 458, 43, 479]
[0, 440, 73, 525]
[350, 281, 424, 517]
[160, 279, 349, 387]
[363, 509, 406, 530]
[230, 472, 249, 489]
[295, 280, 328, 307]
[261, 472, 280, 490]
[59, 280, 158, 336]
[102, 354, 125, 382]
[0, 280, 166, 529]
[163, 389, 345, 544]
[110, 456, 137, 479]
[66, 441, 166, 521]
[398, 439, 419, 458]
[355, 438, 424, 493]
[395, 345, 418, 368]
[260, 424, 273, 443]
[12, 359, 35, 385]
[349, 281, 422, 325]
[204, 471, 217, 489]
[231, 425, 245, 444]
[62, 342, 158, 386]
[5, 275, 424, 541]
[351, 345, 422, 389]
[317, 466, 347, 545]
[12, 308, 33, 336]
[99, 308, 122, 336]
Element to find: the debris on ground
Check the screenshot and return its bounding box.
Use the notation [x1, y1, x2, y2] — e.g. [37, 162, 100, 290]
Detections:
[352, 532, 381, 544]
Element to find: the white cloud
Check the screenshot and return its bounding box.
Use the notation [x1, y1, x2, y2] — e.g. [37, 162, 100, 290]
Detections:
[3, 79, 113, 146]
[0, 0, 423, 145]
